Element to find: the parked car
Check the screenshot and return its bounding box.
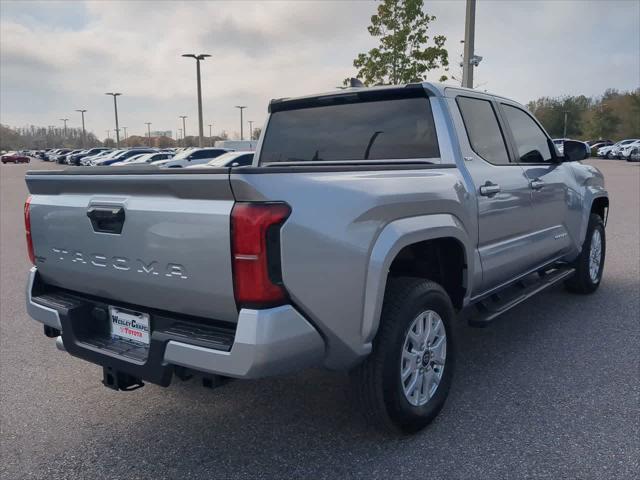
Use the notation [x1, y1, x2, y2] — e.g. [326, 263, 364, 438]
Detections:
[1, 152, 30, 164]
[24, 82, 607, 433]
[601, 139, 637, 159]
[586, 139, 612, 147]
[49, 149, 71, 162]
[42, 149, 62, 161]
[153, 147, 230, 168]
[589, 139, 612, 148]
[94, 149, 156, 166]
[81, 149, 114, 165]
[68, 148, 110, 166]
[214, 140, 258, 151]
[628, 146, 640, 162]
[115, 152, 175, 165]
[185, 151, 254, 168]
[619, 140, 640, 160]
[88, 149, 125, 165]
[590, 141, 613, 155]
[56, 149, 82, 164]
[110, 153, 148, 166]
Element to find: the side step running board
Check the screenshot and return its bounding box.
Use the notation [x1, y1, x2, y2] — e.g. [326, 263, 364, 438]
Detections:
[468, 267, 575, 327]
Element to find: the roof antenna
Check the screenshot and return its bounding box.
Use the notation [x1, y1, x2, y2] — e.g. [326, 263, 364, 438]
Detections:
[349, 78, 365, 88]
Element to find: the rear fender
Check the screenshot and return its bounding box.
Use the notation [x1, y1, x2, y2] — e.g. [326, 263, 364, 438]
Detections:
[361, 214, 472, 344]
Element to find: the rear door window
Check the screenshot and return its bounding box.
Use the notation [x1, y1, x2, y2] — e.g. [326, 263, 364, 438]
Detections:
[259, 97, 439, 163]
[457, 96, 510, 165]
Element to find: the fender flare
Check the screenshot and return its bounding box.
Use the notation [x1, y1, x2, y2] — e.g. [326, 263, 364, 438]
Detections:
[579, 188, 609, 246]
[360, 214, 473, 344]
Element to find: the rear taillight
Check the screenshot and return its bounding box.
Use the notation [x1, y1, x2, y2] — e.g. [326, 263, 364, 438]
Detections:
[24, 196, 35, 265]
[231, 202, 291, 308]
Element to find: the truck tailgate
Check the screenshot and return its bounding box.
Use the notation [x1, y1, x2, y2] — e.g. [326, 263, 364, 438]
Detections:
[25, 170, 238, 322]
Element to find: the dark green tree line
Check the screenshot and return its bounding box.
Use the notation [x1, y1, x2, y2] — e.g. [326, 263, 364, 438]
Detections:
[527, 88, 639, 140]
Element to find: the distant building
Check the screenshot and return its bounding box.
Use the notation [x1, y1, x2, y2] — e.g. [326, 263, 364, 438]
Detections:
[150, 130, 172, 138]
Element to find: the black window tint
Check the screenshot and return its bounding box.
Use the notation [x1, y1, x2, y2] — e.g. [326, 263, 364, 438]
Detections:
[502, 104, 552, 163]
[195, 149, 225, 160]
[234, 154, 253, 166]
[191, 150, 216, 160]
[457, 96, 510, 165]
[260, 98, 439, 163]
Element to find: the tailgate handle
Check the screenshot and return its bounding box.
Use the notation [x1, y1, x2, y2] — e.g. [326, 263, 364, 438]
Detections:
[87, 206, 125, 234]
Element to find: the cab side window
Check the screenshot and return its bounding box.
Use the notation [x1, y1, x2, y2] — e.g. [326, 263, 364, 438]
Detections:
[457, 96, 510, 165]
[502, 104, 552, 163]
[234, 154, 254, 166]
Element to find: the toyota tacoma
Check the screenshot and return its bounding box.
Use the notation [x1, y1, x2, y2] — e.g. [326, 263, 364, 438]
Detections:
[24, 83, 608, 433]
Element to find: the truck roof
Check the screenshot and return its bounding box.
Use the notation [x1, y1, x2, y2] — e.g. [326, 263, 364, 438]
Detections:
[269, 81, 519, 112]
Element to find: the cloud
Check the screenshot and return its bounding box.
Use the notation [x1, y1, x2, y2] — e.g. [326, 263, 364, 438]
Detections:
[1, 0, 638, 140]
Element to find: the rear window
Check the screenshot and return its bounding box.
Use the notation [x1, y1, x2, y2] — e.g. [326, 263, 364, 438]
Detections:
[259, 97, 439, 163]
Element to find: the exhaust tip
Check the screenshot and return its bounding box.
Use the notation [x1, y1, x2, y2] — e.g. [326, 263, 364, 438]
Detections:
[55, 336, 65, 352]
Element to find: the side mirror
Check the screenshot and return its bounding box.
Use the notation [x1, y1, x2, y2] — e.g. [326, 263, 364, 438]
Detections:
[563, 140, 588, 162]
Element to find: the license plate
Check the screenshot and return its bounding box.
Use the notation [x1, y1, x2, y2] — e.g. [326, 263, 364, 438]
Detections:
[109, 306, 150, 346]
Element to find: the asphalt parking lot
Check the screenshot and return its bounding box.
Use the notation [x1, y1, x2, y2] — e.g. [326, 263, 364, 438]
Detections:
[1, 159, 638, 480]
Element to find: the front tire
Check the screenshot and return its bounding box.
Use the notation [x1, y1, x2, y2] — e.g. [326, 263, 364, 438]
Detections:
[565, 213, 605, 294]
[350, 278, 455, 434]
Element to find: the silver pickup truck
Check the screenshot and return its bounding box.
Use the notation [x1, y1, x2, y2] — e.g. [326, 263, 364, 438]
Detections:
[25, 83, 608, 433]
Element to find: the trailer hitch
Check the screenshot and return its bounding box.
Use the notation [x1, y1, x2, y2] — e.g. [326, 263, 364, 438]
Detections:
[102, 367, 144, 391]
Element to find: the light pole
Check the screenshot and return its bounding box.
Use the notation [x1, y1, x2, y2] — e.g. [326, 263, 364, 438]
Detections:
[145, 122, 152, 147]
[182, 53, 211, 147]
[208, 123, 213, 147]
[563, 111, 569, 138]
[105, 92, 122, 147]
[60, 118, 69, 139]
[178, 128, 183, 147]
[235, 106, 246, 140]
[179, 116, 187, 146]
[106, 130, 110, 140]
[122, 126, 128, 142]
[248, 120, 254, 140]
[75, 110, 87, 147]
[462, 0, 476, 89]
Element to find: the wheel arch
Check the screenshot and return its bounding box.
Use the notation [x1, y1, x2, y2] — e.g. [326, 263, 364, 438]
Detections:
[575, 187, 608, 252]
[591, 195, 609, 224]
[361, 214, 472, 345]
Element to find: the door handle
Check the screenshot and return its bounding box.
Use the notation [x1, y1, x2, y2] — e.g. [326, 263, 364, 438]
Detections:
[479, 182, 501, 196]
[87, 206, 125, 234]
[530, 179, 545, 190]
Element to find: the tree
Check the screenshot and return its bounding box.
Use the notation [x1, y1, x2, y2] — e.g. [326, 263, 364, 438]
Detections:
[585, 104, 621, 140]
[347, 0, 448, 86]
[528, 95, 592, 138]
[103, 138, 116, 148]
[252, 127, 262, 140]
[156, 136, 175, 148]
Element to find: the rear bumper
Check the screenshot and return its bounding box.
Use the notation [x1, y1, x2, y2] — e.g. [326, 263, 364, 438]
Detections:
[26, 267, 325, 382]
[164, 307, 325, 378]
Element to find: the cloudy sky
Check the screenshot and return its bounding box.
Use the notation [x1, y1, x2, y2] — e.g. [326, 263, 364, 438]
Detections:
[1, 0, 638, 141]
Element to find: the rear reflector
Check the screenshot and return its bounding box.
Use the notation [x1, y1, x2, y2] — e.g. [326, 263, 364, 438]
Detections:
[231, 202, 291, 308]
[24, 196, 35, 265]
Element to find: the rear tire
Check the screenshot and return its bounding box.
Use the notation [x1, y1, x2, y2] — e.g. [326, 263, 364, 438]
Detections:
[565, 213, 605, 294]
[350, 278, 455, 434]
